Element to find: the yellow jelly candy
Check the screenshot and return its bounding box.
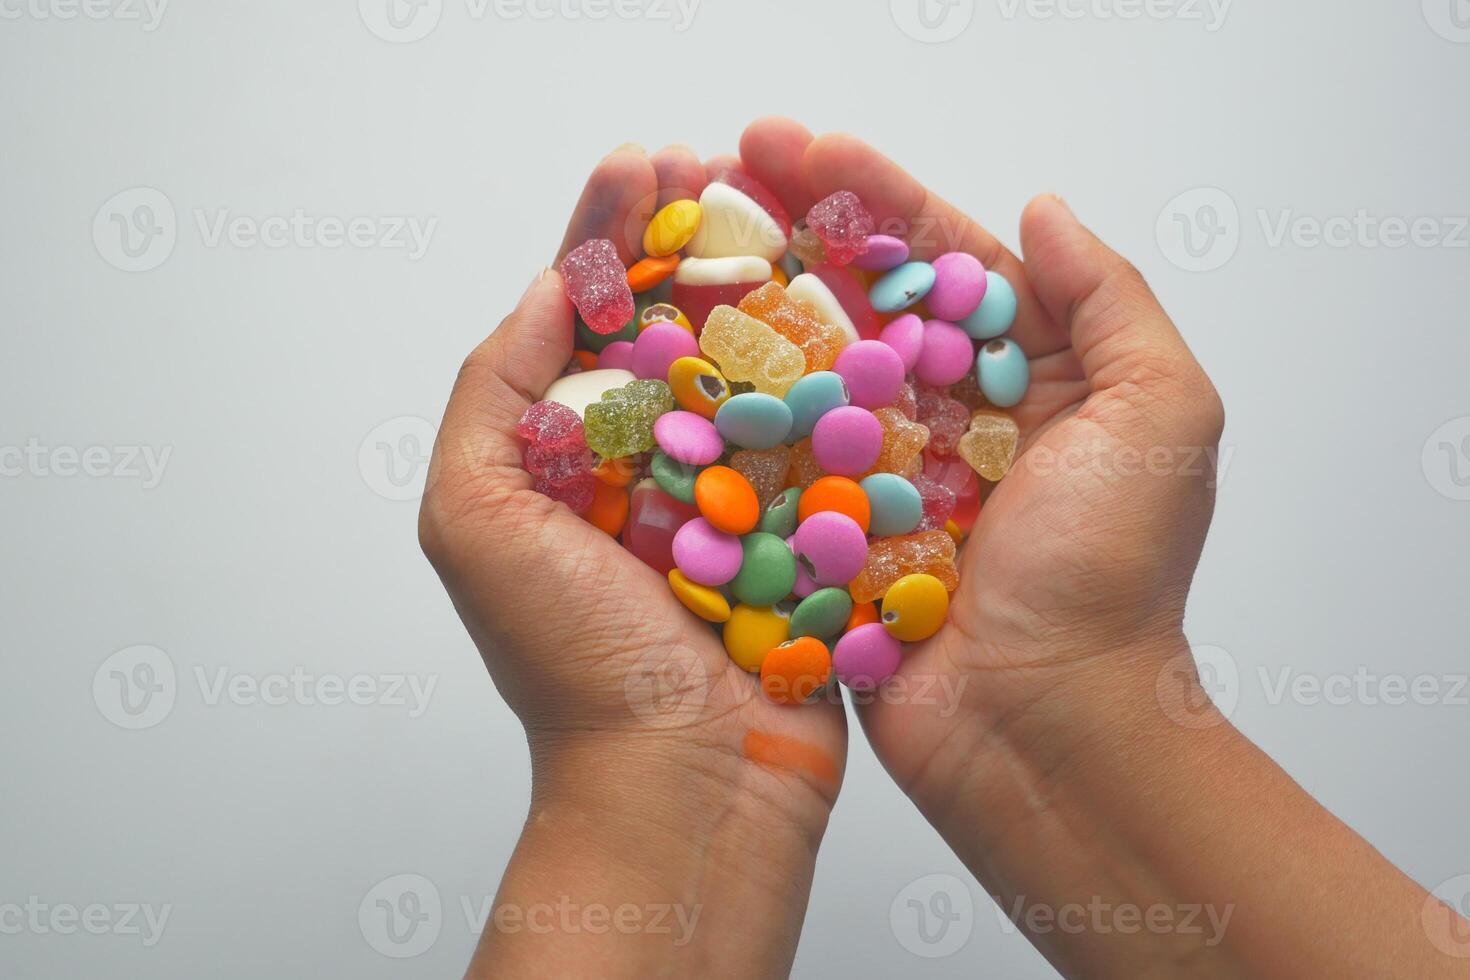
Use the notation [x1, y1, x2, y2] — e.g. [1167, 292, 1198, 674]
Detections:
[849, 531, 959, 604]
[699, 305, 805, 397]
[958, 409, 1019, 482]
[643, 200, 703, 258]
[668, 356, 731, 419]
[863, 407, 929, 477]
[880, 573, 949, 642]
[640, 302, 694, 335]
[737, 282, 848, 374]
[723, 603, 791, 672]
[669, 569, 731, 623]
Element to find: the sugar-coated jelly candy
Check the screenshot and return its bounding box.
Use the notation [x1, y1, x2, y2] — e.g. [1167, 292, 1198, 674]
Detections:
[724, 603, 792, 673]
[869, 261, 936, 314]
[805, 191, 875, 266]
[715, 392, 794, 449]
[832, 623, 902, 691]
[640, 302, 694, 334]
[730, 446, 791, 511]
[700, 306, 805, 397]
[668, 569, 731, 624]
[880, 574, 949, 642]
[542, 369, 638, 419]
[523, 441, 595, 485]
[786, 437, 825, 490]
[561, 239, 635, 334]
[915, 319, 975, 386]
[868, 407, 929, 476]
[798, 476, 872, 534]
[644, 199, 703, 258]
[788, 226, 827, 266]
[627, 254, 681, 293]
[789, 588, 853, 641]
[516, 400, 584, 448]
[852, 234, 910, 272]
[686, 181, 788, 262]
[792, 511, 869, 587]
[759, 486, 802, 538]
[786, 272, 861, 346]
[651, 450, 699, 503]
[532, 474, 595, 514]
[833, 340, 905, 409]
[667, 356, 731, 419]
[812, 406, 883, 477]
[860, 473, 923, 536]
[653, 411, 723, 466]
[631, 321, 700, 381]
[694, 465, 760, 536]
[624, 479, 700, 574]
[583, 379, 673, 459]
[916, 387, 970, 457]
[849, 530, 959, 604]
[731, 532, 798, 606]
[923, 450, 981, 531]
[960, 271, 1017, 340]
[912, 473, 957, 532]
[672, 517, 744, 587]
[783, 371, 850, 440]
[976, 338, 1029, 408]
[760, 636, 832, 705]
[890, 381, 919, 422]
[946, 371, 990, 412]
[737, 282, 847, 373]
[878, 314, 925, 372]
[926, 252, 988, 322]
[958, 410, 1020, 482]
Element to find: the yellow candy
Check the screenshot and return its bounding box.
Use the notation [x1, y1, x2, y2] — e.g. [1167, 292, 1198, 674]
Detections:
[643, 200, 703, 258]
[669, 569, 732, 623]
[640, 302, 694, 335]
[723, 603, 791, 672]
[944, 519, 964, 545]
[770, 264, 789, 288]
[880, 574, 949, 642]
[668, 356, 731, 419]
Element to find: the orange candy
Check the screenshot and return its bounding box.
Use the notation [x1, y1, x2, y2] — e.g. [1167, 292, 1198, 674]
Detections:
[694, 465, 759, 535]
[593, 456, 637, 487]
[798, 476, 871, 533]
[626, 254, 680, 292]
[844, 601, 880, 632]
[571, 350, 597, 371]
[585, 480, 629, 536]
[760, 637, 832, 705]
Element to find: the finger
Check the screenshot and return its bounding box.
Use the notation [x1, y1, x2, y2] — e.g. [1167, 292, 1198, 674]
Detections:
[1019, 194, 1223, 441]
[649, 144, 706, 208]
[738, 116, 816, 220]
[799, 133, 1069, 359]
[556, 145, 660, 265]
[702, 153, 744, 178]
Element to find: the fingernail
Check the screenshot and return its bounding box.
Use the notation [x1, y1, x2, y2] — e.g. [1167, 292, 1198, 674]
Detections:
[612, 142, 647, 157]
[519, 266, 549, 304]
[1049, 193, 1074, 217]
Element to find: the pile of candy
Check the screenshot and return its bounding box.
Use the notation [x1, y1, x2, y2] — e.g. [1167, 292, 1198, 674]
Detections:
[516, 171, 1026, 704]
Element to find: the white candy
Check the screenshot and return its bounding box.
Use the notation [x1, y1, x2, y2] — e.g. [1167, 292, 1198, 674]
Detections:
[787, 273, 860, 346]
[685, 182, 789, 262]
[542, 369, 637, 419]
[673, 255, 772, 286]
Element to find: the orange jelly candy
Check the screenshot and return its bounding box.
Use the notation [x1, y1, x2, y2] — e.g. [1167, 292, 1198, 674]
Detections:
[694, 465, 759, 536]
[760, 636, 832, 705]
[798, 476, 871, 533]
[738, 282, 848, 373]
[585, 480, 629, 536]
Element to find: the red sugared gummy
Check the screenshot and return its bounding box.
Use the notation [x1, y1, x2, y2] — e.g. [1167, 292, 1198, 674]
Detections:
[560, 239, 635, 334]
[710, 168, 793, 239]
[524, 442, 595, 483]
[912, 473, 957, 532]
[534, 474, 595, 514]
[922, 450, 981, 532]
[517, 400, 584, 448]
[806, 191, 875, 266]
[917, 387, 971, 457]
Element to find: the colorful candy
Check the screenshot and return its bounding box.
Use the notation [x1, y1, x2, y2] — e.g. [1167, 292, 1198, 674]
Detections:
[880, 573, 949, 642]
[975, 337, 1030, 408]
[760, 636, 832, 704]
[805, 191, 875, 266]
[700, 306, 805, 397]
[561, 239, 635, 334]
[584, 379, 673, 458]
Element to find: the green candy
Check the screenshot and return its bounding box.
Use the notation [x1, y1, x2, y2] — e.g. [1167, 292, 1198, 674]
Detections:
[584, 380, 673, 459]
[729, 532, 797, 606]
[758, 487, 802, 538]
[651, 451, 699, 504]
[790, 588, 853, 640]
[575, 311, 638, 353]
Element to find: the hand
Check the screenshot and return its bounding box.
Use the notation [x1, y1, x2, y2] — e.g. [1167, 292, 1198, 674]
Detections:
[419, 144, 845, 978]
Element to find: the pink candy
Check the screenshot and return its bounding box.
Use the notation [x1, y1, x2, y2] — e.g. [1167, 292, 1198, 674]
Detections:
[832, 623, 903, 690]
[792, 511, 868, 586]
[624, 480, 699, 575]
[811, 406, 883, 476]
[518, 400, 596, 514]
[672, 517, 744, 586]
[560, 238, 635, 334]
[852, 234, 910, 272]
[805, 192, 875, 266]
[913, 473, 957, 531]
[927, 252, 988, 322]
[631, 321, 700, 380]
[597, 341, 634, 372]
[833, 340, 906, 409]
[915, 320, 975, 386]
[654, 411, 724, 466]
[878, 314, 925, 372]
[916, 387, 970, 456]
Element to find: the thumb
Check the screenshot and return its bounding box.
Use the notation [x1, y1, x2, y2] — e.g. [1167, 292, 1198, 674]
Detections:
[1019, 194, 1223, 443]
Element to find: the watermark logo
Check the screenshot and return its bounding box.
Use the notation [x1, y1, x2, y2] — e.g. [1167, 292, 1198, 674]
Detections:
[359, 0, 443, 42]
[1423, 417, 1470, 501]
[360, 416, 436, 502]
[93, 645, 178, 730]
[1156, 644, 1237, 729]
[1156, 187, 1239, 272]
[0, 0, 170, 30]
[996, 896, 1233, 944]
[93, 187, 177, 273]
[891, 0, 976, 42]
[623, 646, 709, 729]
[359, 874, 442, 958]
[1423, 0, 1470, 43]
[890, 873, 974, 958]
[1424, 875, 1470, 957]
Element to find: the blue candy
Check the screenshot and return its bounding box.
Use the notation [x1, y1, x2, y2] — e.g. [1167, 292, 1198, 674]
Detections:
[859, 473, 923, 536]
[868, 261, 936, 314]
[959, 271, 1018, 340]
[783, 371, 850, 439]
[715, 392, 794, 449]
[976, 338, 1029, 408]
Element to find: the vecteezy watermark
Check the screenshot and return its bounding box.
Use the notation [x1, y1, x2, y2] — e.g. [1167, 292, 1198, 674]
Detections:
[0, 439, 172, 488]
[93, 186, 437, 272]
[0, 0, 169, 30]
[890, 873, 974, 958]
[1159, 187, 1470, 271]
[1423, 417, 1470, 502]
[1423, 875, 1470, 958]
[360, 416, 437, 502]
[1423, 0, 1470, 43]
[994, 0, 1232, 31]
[623, 646, 710, 729]
[0, 898, 172, 947]
[1155, 644, 1238, 729]
[358, 0, 699, 43]
[358, 874, 701, 958]
[1257, 666, 1469, 708]
[995, 896, 1233, 945]
[890, 0, 976, 43]
[92, 646, 439, 730]
[1018, 439, 1236, 490]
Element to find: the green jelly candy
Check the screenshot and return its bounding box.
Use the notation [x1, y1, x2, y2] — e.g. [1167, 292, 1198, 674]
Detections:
[790, 588, 853, 640]
[584, 379, 673, 459]
[575, 310, 638, 353]
[729, 532, 797, 606]
[651, 451, 699, 504]
[758, 487, 801, 538]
